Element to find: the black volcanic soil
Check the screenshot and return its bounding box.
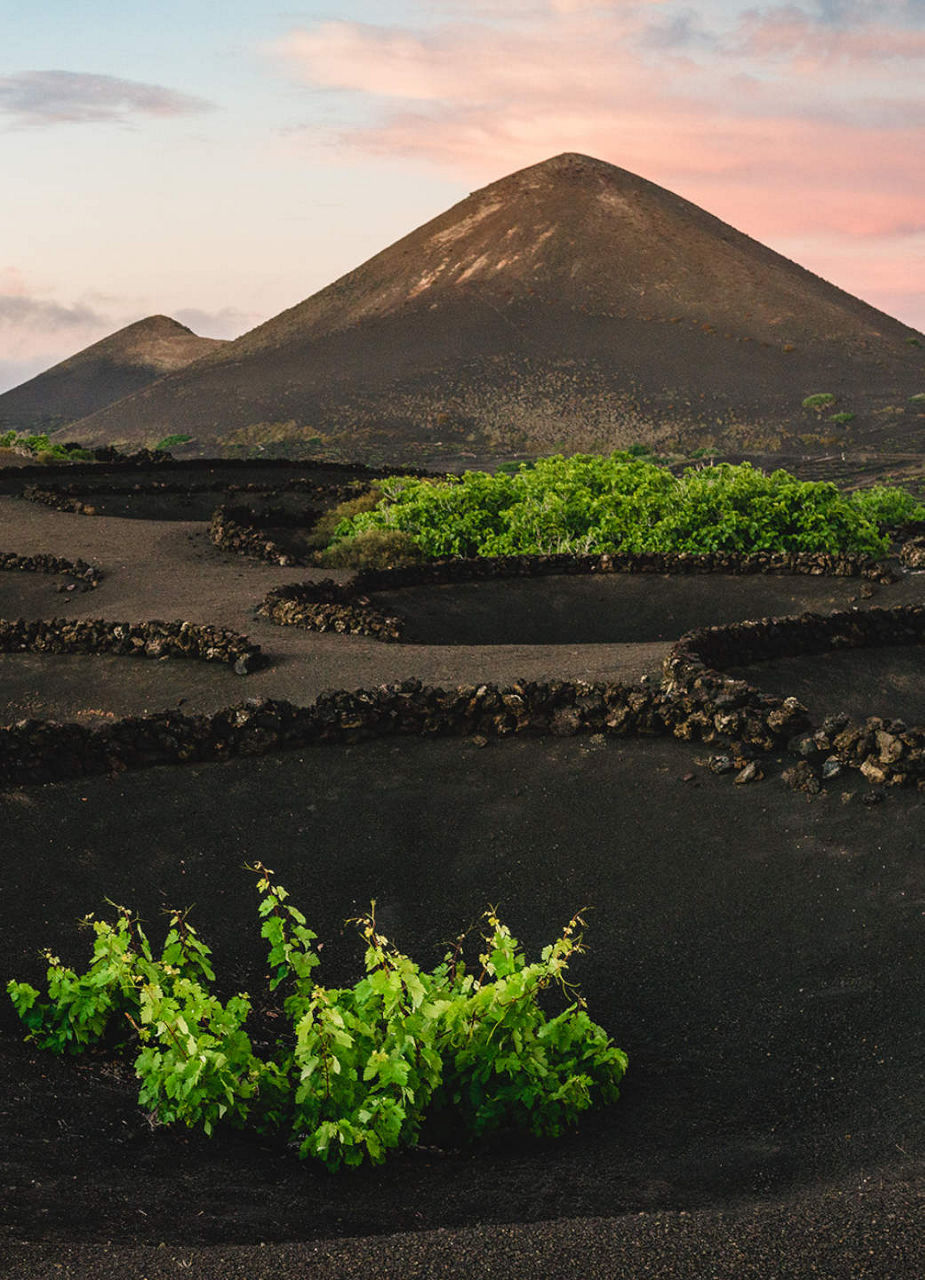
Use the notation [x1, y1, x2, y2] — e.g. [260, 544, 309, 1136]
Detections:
[727, 644, 925, 724]
[1, 464, 923, 1279]
[1, 739, 922, 1279]
[371, 573, 872, 646]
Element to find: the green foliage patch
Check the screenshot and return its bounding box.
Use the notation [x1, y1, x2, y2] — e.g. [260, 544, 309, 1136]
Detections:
[8, 866, 626, 1170]
[154, 433, 192, 451]
[317, 527, 424, 570]
[329, 453, 917, 559]
[0, 431, 92, 462]
[849, 484, 925, 529]
[304, 487, 383, 551]
[801, 393, 837, 414]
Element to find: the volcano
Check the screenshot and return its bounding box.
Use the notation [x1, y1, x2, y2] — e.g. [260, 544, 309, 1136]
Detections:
[61, 155, 923, 462]
[0, 315, 225, 432]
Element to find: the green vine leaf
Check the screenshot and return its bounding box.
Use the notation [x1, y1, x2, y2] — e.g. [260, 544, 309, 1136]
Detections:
[7, 866, 628, 1170]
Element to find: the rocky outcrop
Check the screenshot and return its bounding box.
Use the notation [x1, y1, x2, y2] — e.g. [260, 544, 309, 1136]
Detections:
[785, 715, 925, 791]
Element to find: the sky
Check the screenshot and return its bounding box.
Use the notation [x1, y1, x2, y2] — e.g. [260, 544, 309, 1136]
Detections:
[1, 0, 923, 393]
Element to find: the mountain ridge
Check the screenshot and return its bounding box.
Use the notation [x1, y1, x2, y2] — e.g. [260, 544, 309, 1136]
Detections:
[0, 315, 225, 430]
[56, 155, 924, 460]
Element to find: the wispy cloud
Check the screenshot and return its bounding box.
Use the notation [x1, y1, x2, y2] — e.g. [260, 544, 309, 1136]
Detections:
[0, 293, 105, 334]
[0, 70, 214, 127]
[0, 273, 115, 388]
[736, 6, 925, 62]
[271, 5, 924, 238]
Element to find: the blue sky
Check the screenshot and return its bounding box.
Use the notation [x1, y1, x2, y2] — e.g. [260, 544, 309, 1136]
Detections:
[1, 1, 922, 392]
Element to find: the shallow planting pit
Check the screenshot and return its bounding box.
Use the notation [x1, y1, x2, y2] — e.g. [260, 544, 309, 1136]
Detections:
[726, 644, 925, 725]
[1, 733, 921, 1248]
[0, 574, 84, 616]
[0, 651, 261, 728]
[370, 572, 874, 646]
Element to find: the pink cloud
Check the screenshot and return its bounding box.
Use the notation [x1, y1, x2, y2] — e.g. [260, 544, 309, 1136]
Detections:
[737, 7, 925, 64]
[273, 8, 925, 328]
[279, 31, 923, 237]
[275, 16, 654, 105]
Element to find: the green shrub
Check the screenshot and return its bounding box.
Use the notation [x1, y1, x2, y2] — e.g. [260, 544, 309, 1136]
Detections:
[155, 434, 192, 451]
[0, 431, 90, 461]
[318, 526, 424, 570]
[827, 412, 855, 425]
[329, 453, 895, 558]
[8, 866, 627, 1169]
[801, 393, 837, 415]
[305, 487, 382, 550]
[850, 484, 925, 529]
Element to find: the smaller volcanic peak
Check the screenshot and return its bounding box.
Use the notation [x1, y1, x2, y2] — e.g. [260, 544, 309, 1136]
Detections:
[0, 316, 225, 430]
[73, 315, 219, 373]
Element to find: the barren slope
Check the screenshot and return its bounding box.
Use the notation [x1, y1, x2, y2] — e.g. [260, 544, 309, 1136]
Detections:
[0, 315, 225, 430]
[65, 155, 924, 461]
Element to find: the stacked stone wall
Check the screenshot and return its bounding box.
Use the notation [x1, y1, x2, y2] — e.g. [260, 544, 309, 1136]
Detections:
[0, 617, 263, 673]
[260, 551, 896, 642]
[0, 552, 102, 589]
[0, 674, 807, 788]
[665, 604, 925, 787]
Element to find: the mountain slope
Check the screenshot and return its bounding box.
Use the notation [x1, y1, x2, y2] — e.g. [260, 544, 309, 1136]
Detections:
[0, 316, 225, 430]
[63, 156, 923, 461]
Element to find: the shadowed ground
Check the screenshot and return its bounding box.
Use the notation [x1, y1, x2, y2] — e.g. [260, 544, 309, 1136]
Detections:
[728, 645, 925, 724]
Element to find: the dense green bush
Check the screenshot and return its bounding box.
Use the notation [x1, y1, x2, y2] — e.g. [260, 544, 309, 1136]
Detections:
[329, 453, 911, 559]
[318, 527, 424, 570]
[8, 866, 627, 1170]
[154, 433, 192, 451]
[849, 484, 925, 529]
[305, 487, 383, 551]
